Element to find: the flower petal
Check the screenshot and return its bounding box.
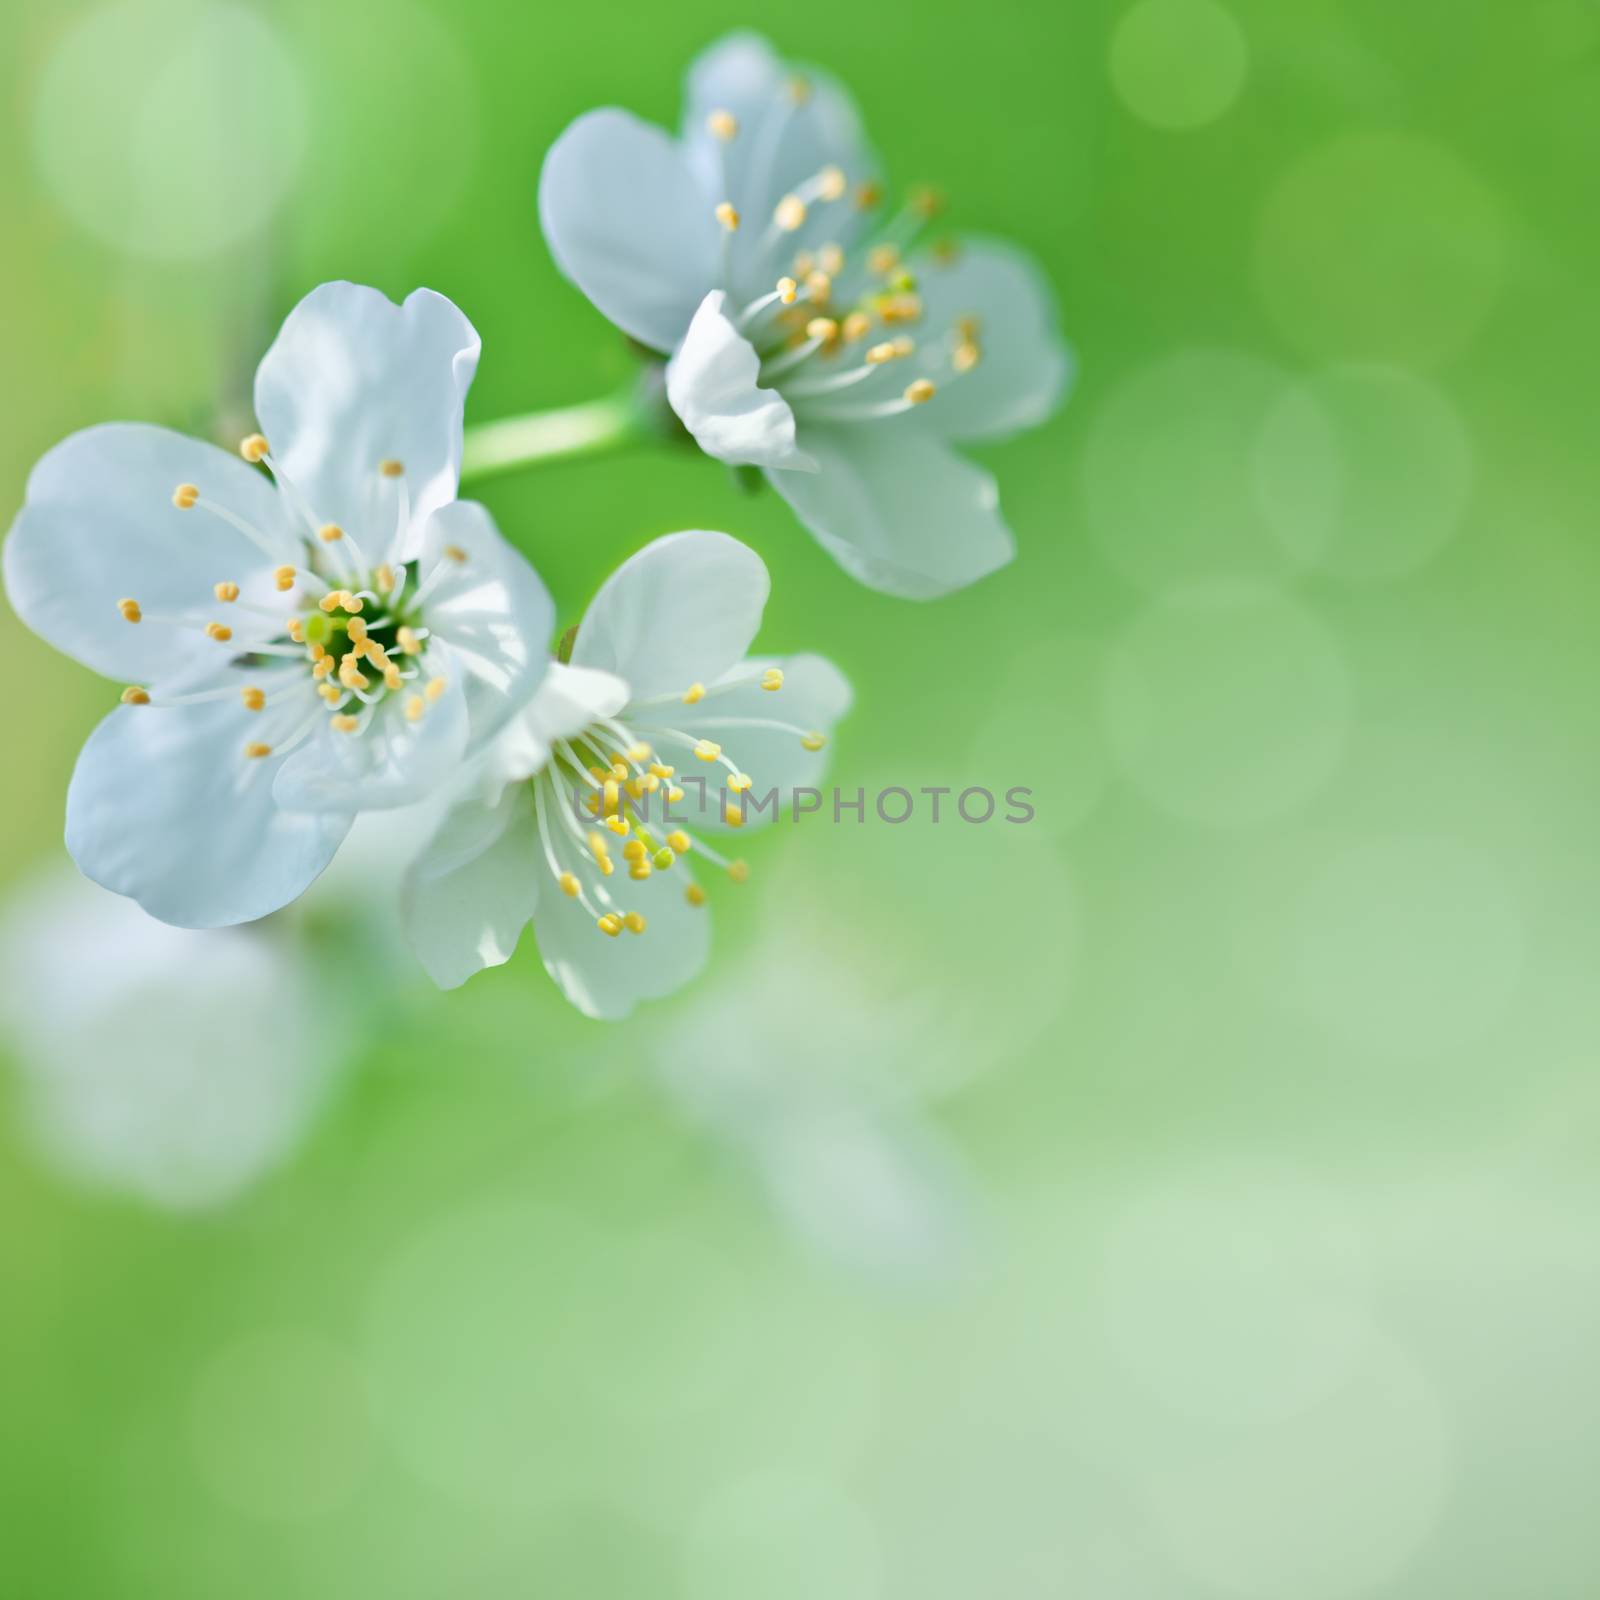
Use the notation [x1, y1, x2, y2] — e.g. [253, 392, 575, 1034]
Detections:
[768, 423, 1014, 598]
[532, 852, 712, 1021]
[569, 530, 770, 699]
[65, 701, 351, 928]
[4, 423, 297, 686]
[909, 238, 1074, 442]
[491, 661, 631, 787]
[682, 33, 878, 298]
[538, 109, 720, 353]
[666, 292, 817, 471]
[672, 653, 851, 832]
[273, 642, 471, 814]
[402, 786, 543, 990]
[253, 282, 480, 555]
[414, 500, 555, 750]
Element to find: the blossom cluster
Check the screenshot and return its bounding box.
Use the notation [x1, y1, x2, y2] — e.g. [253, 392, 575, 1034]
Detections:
[3, 33, 1068, 1021]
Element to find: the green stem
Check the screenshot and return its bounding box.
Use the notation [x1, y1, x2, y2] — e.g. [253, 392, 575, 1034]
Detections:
[460, 384, 643, 484]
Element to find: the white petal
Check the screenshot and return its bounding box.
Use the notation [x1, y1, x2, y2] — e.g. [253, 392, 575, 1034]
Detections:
[402, 786, 543, 990]
[491, 661, 631, 787]
[414, 501, 555, 750]
[681, 33, 878, 297]
[65, 701, 351, 928]
[538, 109, 720, 353]
[671, 653, 851, 833]
[910, 238, 1074, 442]
[532, 855, 712, 1021]
[273, 642, 471, 814]
[569, 530, 769, 699]
[768, 423, 1014, 598]
[253, 282, 479, 553]
[666, 292, 817, 470]
[4, 423, 298, 685]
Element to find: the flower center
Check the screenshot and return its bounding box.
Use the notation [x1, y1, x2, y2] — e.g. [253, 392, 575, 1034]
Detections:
[526, 665, 825, 940]
[115, 438, 456, 770]
[704, 105, 982, 426]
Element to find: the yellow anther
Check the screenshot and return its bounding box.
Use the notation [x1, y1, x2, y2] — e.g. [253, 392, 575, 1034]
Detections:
[727, 772, 752, 793]
[666, 831, 691, 854]
[244, 742, 272, 759]
[602, 778, 620, 813]
[806, 317, 838, 342]
[627, 741, 652, 762]
[682, 682, 706, 704]
[286, 616, 306, 643]
[379, 458, 405, 477]
[910, 185, 945, 218]
[804, 271, 833, 303]
[655, 844, 675, 869]
[816, 165, 847, 201]
[760, 667, 784, 691]
[625, 777, 645, 800]
[727, 859, 750, 884]
[319, 591, 342, 612]
[643, 773, 661, 793]
[239, 433, 269, 463]
[371, 564, 393, 594]
[558, 871, 581, 897]
[118, 598, 142, 624]
[715, 201, 740, 231]
[685, 883, 707, 907]
[786, 76, 811, 104]
[706, 108, 738, 141]
[892, 335, 915, 357]
[120, 686, 150, 705]
[842, 312, 872, 343]
[425, 676, 447, 702]
[622, 838, 647, 862]
[205, 622, 233, 642]
[868, 243, 900, 275]
[775, 194, 808, 232]
[587, 830, 610, 857]
[723, 803, 746, 827]
[777, 276, 798, 304]
[344, 592, 363, 614]
[649, 762, 674, 779]
[308, 641, 326, 661]
[866, 341, 900, 365]
[904, 378, 936, 405]
[880, 295, 923, 325]
[241, 686, 265, 712]
[347, 616, 369, 644]
[383, 665, 403, 692]
[623, 911, 647, 934]
[597, 913, 623, 937]
[693, 739, 721, 762]
[856, 179, 884, 209]
[405, 694, 425, 722]
[318, 682, 340, 703]
[587, 766, 608, 783]
[954, 341, 981, 373]
[801, 730, 826, 751]
[668, 785, 685, 804]
[274, 565, 295, 592]
[611, 760, 629, 781]
[312, 655, 333, 681]
[331, 714, 360, 733]
[396, 626, 421, 655]
[443, 544, 468, 564]
[629, 860, 653, 881]
[818, 242, 845, 276]
[172, 483, 199, 510]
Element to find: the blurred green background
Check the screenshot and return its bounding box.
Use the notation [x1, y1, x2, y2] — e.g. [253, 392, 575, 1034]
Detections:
[3, 0, 1599, 1592]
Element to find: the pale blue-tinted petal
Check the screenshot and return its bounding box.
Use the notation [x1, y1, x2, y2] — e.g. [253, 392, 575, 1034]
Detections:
[671, 653, 851, 832]
[768, 423, 1014, 598]
[666, 291, 817, 470]
[490, 662, 631, 787]
[569, 531, 769, 699]
[909, 237, 1074, 442]
[414, 500, 555, 750]
[65, 701, 351, 928]
[4, 423, 297, 685]
[402, 786, 543, 990]
[253, 282, 479, 552]
[538, 109, 719, 353]
[273, 641, 470, 814]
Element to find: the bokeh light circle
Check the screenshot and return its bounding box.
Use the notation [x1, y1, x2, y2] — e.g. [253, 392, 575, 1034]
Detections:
[1084, 350, 1297, 590]
[1254, 366, 1475, 581]
[1110, 0, 1249, 130]
[1102, 583, 1352, 828]
[1255, 133, 1506, 365]
[31, 0, 308, 259]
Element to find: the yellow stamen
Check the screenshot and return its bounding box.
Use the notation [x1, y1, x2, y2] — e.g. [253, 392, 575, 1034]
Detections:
[383, 665, 403, 692]
[286, 617, 306, 643]
[727, 772, 752, 793]
[668, 786, 685, 804]
[723, 804, 746, 828]
[559, 871, 581, 897]
[653, 846, 675, 870]
[244, 742, 272, 759]
[904, 378, 936, 405]
[397, 626, 421, 655]
[624, 910, 647, 934]
[622, 839, 647, 863]
[605, 814, 630, 836]
[706, 108, 738, 141]
[682, 682, 706, 704]
[667, 831, 691, 854]
[374, 564, 395, 593]
[760, 668, 783, 691]
[318, 683, 340, 703]
[331, 714, 360, 733]
[866, 341, 900, 365]
[816, 165, 847, 202]
[239, 433, 269, 463]
[805, 271, 833, 303]
[842, 311, 872, 343]
[118, 598, 142, 624]
[629, 861, 653, 881]
[317, 523, 343, 544]
[312, 656, 333, 681]
[597, 913, 623, 937]
[205, 622, 233, 642]
[777, 276, 798, 305]
[715, 201, 740, 231]
[801, 731, 826, 751]
[120, 686, 149, 705]
[241, 686, 265, 712]
[685, 883, 707, 907]
[954, 341, 981, 373]
[379, 458, 405, 477]
[405, 694, 425, 722]
[274, 565, 295, 592]
[775, 194, 808, 232]
[693, 739, 721, 762]
[172, 483, 199, 510]
[442, 545, 468, 564]
[727, 860, 750, 884]
[806, 317, 838, 342]
[425, 676, 447, 702]
[347, 617, 369, 644]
